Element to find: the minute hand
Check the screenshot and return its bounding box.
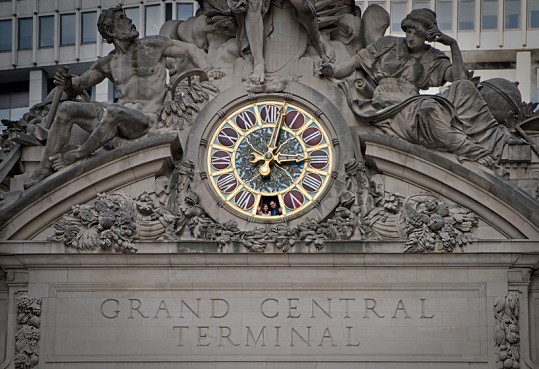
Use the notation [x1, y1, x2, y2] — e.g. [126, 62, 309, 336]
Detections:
[267, 103, 286, 152]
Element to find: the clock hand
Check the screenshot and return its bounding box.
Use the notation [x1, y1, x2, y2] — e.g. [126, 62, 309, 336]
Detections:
[275, 153, 308, 164]
[266, 103, 286, 153]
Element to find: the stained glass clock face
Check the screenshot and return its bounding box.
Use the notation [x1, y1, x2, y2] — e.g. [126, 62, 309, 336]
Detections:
[206, 99, 334, 219]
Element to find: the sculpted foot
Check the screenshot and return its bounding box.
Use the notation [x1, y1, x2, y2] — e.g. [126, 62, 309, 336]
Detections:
[49, 151, 82, 171]
[250, 63, 265, 85]
[23, 167, 54, 189]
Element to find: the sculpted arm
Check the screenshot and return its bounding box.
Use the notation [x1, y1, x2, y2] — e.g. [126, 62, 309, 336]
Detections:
[163, 39, 213, 71]
[60, 58, 110, 97]
[429, 30, 467, 82]
[319, 55, 360, 79]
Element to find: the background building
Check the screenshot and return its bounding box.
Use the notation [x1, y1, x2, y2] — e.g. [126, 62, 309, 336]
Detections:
[0, 0, 199, 127]
[0, 0, 538, 127]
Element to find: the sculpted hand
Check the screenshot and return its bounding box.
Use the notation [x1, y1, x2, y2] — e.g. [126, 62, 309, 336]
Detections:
[428, 30, 456, 46]
[318, 63, 335, 78]
[53, 67, 73, 90]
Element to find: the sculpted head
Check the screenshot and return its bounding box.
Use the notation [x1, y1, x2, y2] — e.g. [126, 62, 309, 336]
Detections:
[401, 8, 439, 42]
[98, 6, 139, 43]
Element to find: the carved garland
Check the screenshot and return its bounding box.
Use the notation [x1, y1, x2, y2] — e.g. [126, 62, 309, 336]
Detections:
[494, 293, 520, 369]
[50, 160, 479, 253]
[14, 293, 42, 369]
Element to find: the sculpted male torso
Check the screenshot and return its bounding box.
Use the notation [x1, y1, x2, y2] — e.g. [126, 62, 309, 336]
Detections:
[25, 6, 219, 189]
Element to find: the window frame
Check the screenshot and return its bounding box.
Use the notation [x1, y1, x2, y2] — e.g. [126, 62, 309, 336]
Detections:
[18, 17, 33, 50]
[0, 19, 12, 52]
[60, 13, 76, 46]
[81, 11, 97, 44]
[38, 15, 55, 48]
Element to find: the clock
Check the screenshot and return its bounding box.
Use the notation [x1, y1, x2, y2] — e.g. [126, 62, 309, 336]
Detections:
[205, 99, 334, 220]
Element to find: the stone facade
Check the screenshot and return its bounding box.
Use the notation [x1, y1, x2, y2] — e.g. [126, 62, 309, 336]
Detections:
[1, 3, 539, 369]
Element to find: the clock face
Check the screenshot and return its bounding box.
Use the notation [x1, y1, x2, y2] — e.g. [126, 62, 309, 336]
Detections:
[206, 99, 334, 219]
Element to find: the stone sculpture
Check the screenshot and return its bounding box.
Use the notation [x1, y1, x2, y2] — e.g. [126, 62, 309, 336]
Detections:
[319, 8, 525, 166]
[23, 6, 222, 188]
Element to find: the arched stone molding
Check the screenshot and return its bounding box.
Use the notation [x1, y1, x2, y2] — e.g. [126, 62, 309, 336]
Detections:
[362, 133, 539, 240]
[0, 134, 181, 241]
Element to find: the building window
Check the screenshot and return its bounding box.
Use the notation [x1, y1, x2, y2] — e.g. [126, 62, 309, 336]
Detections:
[0, 19, 12, 52]
[482, 0, 499, 29]
[177, 3, 194, 20]
[436, 0, 453, 30]
[124, 7, 141, 35]
[390, 2, 408, 32]
[413, 1, 432, 9]
[528, 0, 539, 27]
[81, 11, 97, 43]
[18, 18, 33, 50]
[145, 5, 161, 36]
[459, 0, 476, 30]
[368, 1, 386, 9]
[166, 3, 173, 21]
[60, 13, 76, 45]
[505, 0, 521, 28]
[39, 15, 54, 48]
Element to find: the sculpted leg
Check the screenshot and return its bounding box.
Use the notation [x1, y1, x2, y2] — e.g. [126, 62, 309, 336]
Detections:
[24, 102, 98, 189]
[49, 105, 151, 170]
[246, 0, 265, 84]
[290, 0, 335, 62]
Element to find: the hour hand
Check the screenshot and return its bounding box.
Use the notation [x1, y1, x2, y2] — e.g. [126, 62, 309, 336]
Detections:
[250, 151, 266, 164]
[275, 153, 308, 164]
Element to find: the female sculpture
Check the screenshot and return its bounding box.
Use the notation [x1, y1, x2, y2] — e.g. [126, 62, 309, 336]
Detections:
[320, 8, 524, 166]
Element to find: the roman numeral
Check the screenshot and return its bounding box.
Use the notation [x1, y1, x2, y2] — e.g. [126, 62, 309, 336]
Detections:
[235, 191, 254, 209]
[211, 152, 231, 169]
[302, 174, 322, 191]
[236, 111, 256, 129]
[217, 174, 237, 193]
[309, 151, 329, 169]
[303, 128, 322, 146]
[284, 190, 304, 209]
[286, 111, 304, 129]
[260, 105, 281, 123]
[218, 128, 238, 146]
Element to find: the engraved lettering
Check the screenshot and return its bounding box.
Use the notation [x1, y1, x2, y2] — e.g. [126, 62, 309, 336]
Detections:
[128, 299, 149, 319]
[197, 326, 210, 346]
[219, 326, 240, 346]
[260, 298, 278, 318]
[311, 298, 332, 318]
[363, 298, 385, 318]
[287, 298, 301, 318]
[392, 299, 411, 319]
[211, 298, 230, 318]
[180, 298, 201, 319]
[420, 298, 434, 319]
[173, 326, 189, 346]
[340, 298, 355, 319]
[100, 299, 120, 319]
[318, 327, 337, 347]
[291, 327, 311, 346]
[346, 326, 361, 346]
[274, 326, 281, 347]
[154, 299, 172, 319]
[245, 326, 267, 346]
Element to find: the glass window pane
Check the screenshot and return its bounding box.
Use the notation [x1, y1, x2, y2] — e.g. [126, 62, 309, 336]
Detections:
[505, 0, 521, 28]
[124, 7, 141, 34]
[436, 0, 453, 30]
[368, 1, 386, 10]
[413, 1, 432, 9]
[391, 2, 408, 32]
[81, 11, 97, 43]
[39, 15, 54, 48]
[528, 0, 539, 27]
[459, 0, 475, 30]
[0, 20, 12, 52]
[482, 0, 498, 29]
[177, 3, 194, 20]
[166, 3, 173, 21]
[145, 5, 161, 36]
[18, 18, 33, 50]
[61, 13, 76, 45]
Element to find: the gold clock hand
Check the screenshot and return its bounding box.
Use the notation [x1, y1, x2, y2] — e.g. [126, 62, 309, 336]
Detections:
[275, 153, 308, 164]
[266, 103, 286, 153]
[250, 151, 265, 164]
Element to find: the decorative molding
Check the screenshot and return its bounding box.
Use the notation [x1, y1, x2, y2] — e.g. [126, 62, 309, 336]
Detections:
[494, 293, 520, 369]
[14, 292, 42, 369]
